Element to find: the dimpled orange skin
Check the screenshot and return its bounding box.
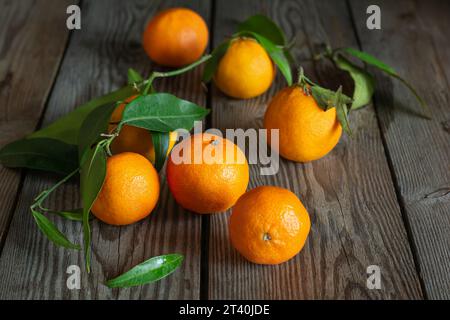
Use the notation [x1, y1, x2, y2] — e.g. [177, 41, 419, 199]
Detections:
[109, 96, 177, 164]
[166, 133, 249, 214]
[214, 38, 275, 99]
[229, 186, 311, 265]
[91, 152, 160, 226]
[264, 86, 342, 162]
[142, 8, 208, 67]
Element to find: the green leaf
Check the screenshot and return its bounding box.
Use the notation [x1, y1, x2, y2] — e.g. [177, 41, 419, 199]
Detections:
[80, 143, 107, 272]
[29, 85, 136, 145]
[334, 54, 375, 110]
[310, 86, 352, 111]
[0, 138, 78, 175]
[128, 68, 143, 85]
[106, 254, 184, 288]
[120, 93, 209, 132]
[240, 32, 292, 85]
[202, 40, 230, 83]
[238, 14, 286, 46]
[49, 208, 85, 222]
[343, 47, 397, 76]
[31, 208, 81, 250]
[151, 131, 170, 171]
[342, 47, 430, 117]
[334, 86, 352, 135]
[78, 103, 116, 162]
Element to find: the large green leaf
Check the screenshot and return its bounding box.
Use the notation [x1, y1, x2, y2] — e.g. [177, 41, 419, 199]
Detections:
[78, 103, 116, 162]
[240, 31, 292, 86]
[31, 208, 81, 250]
[106, 254, 184, 288]
[120, 93, 209, 132]
[30, 85, 136, 145]
[80, 143, 107, 272]
[238, 14, 286, 46]
[0, 138, 78, 175]
[151, 131, 170, 171]
[334, 54, 375, 110]
[334, 87, 352, 135]
[202, 40, 230, 83]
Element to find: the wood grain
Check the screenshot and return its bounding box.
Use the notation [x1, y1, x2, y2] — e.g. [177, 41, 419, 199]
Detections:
[349, 0, 450, 299]
[0, 0, 210, 299]
[207, 0, 423, 299]
[0, 0, 74, 254]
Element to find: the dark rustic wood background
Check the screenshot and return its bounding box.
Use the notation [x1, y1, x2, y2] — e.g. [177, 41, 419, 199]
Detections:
[0, 0, 448, 300]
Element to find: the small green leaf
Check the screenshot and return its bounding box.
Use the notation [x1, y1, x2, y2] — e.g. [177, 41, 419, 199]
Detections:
[30, 85, 136, 145]
[80, 143, 107, 272]
[49, 208, 85, 222]
[343, 47, 397, 76]
[334, 54, 375, 110]
[238, 14, 286, 46]
[241, 31, 292, 85]
[106, 254, 184, 288]
[78, 103, 116, 162]
[334, 86, 352, 135]
[128, 68, 143, 85]
[31, 208, 81, 250]
[342, 47, 430, 118]
[0, 138, 78, 175]
[310, 86, 352, 111]
[202, 40, 230, 83]
[151, 131, 170, 171]
[120, 93, 209, 132]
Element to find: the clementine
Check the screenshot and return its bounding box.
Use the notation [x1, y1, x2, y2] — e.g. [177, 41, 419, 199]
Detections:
[214, 38, 275, 99]
[142, 8, 208, 67]
[229, 186, 311, 264]
[166, 133, 249, 213]
[264, 86, 342, 162]
[91, 152, 160, 225]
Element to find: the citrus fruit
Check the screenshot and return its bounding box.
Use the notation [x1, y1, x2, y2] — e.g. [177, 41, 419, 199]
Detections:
[264, 86, 342, 162]
[166, 133, 249, 213]
[91, 152, 160, 226]
[214, 38, 275, 99]
[142, 8, 208, 67]
[109, 96, 177, 164]
[229, 186, 310, 264]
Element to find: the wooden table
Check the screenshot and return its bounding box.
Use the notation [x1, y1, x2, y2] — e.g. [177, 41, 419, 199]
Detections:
[0, 0, 448, 300]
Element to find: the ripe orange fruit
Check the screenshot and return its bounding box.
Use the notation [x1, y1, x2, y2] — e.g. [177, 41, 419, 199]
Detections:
[109, 96, 177, 165]
[91, 152, 160, 225]
[214, 38, 275, 99]
[142, 8, 208, 67]
[229, 186, 310, 264]
[264, 86, 342, 162]
[166, 133, 249, 213]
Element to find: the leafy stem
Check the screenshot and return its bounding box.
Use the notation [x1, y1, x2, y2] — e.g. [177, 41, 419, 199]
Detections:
[142, 54, 212, 95]
[31, 168, 79, 212]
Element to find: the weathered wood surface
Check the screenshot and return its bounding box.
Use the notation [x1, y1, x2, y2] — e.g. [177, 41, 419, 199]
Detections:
[350, 0, 450, 299]
[207, 0, 422, 299]
[0, 0, 74, 256]
[0, 0, 449, 300]
[0, 0, 210, 299]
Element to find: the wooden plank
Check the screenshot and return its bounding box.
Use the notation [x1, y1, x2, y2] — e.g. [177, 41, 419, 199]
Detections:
[0, 0, 74, 253]
[349, 0, 450, 299]
[207, 0, 423, 299]
[0, 0, 210, 299]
